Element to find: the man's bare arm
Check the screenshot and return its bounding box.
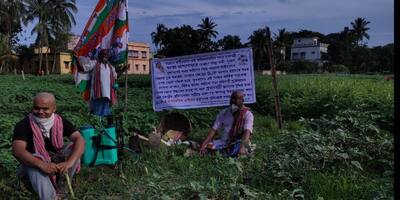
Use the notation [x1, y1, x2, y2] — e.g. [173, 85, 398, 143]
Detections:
[199, 128, 217, 154]
[12, 140, 58, 174]
[239, 130, 252, 155]
[57, 131, 85, 173]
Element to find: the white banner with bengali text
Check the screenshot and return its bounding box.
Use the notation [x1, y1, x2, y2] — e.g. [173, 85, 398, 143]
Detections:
[151, 48, 256, 111]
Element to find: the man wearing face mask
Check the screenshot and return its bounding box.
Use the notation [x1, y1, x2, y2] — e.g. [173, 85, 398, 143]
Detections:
[200, 90, 254, 156]
[12, 92, 85, 200]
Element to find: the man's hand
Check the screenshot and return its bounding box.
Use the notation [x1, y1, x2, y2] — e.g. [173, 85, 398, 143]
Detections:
[239, 130, 251, 156]
[56, 161, 74, 174]
[13, 140, 60, 174]
[199, 144, 207, 155]
[238, 145, 248, 155]
[38, 162, 59, 174]
[199, 129, 217, 155]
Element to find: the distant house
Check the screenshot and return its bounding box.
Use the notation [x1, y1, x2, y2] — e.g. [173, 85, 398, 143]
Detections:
[71, 38, 152, 75]
[21, 36, 79, 74]
[21, 46, 73, 74]
[290, 37, 328, 64]
[127, 42, 151, 75]
[23, 38, 151, 75]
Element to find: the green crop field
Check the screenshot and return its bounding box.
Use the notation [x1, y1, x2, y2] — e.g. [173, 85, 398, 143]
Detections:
[0, 74, 393, 199]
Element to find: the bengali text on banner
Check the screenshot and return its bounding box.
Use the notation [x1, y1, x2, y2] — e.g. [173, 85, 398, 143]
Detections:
[151, 48, 256, 111]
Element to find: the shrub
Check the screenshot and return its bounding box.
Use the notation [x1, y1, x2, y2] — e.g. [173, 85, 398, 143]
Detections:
[283, 60, 320, 74]
[328, 64, 350, 73]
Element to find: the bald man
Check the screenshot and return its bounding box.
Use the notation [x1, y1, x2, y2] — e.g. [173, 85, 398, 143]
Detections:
[12, 92, 85, 200]
[200, 90, 254, 157]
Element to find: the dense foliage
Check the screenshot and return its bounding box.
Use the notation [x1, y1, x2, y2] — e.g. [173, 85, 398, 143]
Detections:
[151, 18, 393, 74]
[0, 74, 393, 199]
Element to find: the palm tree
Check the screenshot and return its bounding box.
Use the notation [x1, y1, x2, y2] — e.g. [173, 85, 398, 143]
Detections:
[217, 35, 243, 50]
[151, 24, 168, 49]
[273, 28, 290, 63]
[50, 0, 77, 30]
[350, 17, 370, 45]
[23, 0, 77, 75]
[48, 0, 77, 73]
[197, 17, 218, 39]
[23, 0, 53, 75]
[0, 0, 25, 49]
[0, 0, 25, 73]
[248, 28, 269, 71]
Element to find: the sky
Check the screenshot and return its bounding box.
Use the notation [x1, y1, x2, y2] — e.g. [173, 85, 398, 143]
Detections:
[19, 0, 394, 51]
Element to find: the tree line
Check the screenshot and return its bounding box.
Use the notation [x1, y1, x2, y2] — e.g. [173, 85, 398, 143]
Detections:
[0, 2, 393, 74]
[0, 0, 77, 74]
[151, 17, 393, 74]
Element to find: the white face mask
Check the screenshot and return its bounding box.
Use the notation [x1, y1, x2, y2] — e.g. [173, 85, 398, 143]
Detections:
[33, 113, 54, 123]
[32, 113, 55, 138]
[231, 104, 239, 113]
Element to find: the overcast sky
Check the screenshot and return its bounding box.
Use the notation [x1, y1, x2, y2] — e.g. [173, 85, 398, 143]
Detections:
[19, 0, 394, 50]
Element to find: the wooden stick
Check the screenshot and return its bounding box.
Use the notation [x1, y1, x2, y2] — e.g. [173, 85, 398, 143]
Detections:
[64, 173, 75, 198]
[134, 133, 171, 146]
[266, 27, 283, 129]
[136, 133, 149, 141]
[124, 66, 128, 113]
[160, 139, 171, 146]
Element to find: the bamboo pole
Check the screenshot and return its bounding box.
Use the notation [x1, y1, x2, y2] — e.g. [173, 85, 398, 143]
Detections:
[118, 4, 129, 175]
[119, 50, 129, 179]
[266, 27, 283, 129]
[64, 173, 75, 198]
[134, 132, 171, 146]
[124, 67, 128, 113]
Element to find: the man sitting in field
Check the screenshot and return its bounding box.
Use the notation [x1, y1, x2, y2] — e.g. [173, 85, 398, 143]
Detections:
[12, 92, 85, 200]
[200, 90, 254, 157]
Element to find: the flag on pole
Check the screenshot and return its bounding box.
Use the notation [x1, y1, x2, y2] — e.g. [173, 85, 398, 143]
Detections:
[72, 0, 129, 98]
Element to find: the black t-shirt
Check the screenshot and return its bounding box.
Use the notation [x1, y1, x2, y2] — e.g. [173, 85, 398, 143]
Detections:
[12, 115, 77, 154]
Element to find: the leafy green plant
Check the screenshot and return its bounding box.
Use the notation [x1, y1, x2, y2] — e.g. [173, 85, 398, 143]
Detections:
[0, 74, 393, 199]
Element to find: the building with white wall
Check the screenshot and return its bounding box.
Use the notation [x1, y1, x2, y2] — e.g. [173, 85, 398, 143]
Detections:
[290, 37, 328, 64]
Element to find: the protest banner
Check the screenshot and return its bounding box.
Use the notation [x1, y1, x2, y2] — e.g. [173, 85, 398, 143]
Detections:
[151, 48, 256, 111]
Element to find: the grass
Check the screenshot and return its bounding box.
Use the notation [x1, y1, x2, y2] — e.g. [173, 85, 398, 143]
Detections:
[0, 73, 393, 199]
[303, 171, 391, 200]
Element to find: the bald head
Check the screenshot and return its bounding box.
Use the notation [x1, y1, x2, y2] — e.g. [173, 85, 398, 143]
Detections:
[32, 92, 56, 118]
[34, 92, 55, 103]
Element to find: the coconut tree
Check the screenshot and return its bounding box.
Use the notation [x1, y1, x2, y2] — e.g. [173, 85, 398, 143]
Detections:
[350, 17, 370, 45]
[197, 17, 218, 39]
[50, 0, 77, 30]
[217, 35, 243, 50]
[273, 28, 291, 63]
[0, 0, 25, 48]
[0, 0, 25, 73]
[48, 0, 77, 73]
[23, 0, 53, 75]
[197, 17, 218, 52]
[248, 28, 269, 71]
[151, 23, 168, 49]
[16, 45, 34, 73]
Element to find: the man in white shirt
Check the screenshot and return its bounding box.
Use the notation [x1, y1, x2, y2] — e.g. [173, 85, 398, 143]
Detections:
[200, 91, 254, 156]
[77, 49, 117, 116]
